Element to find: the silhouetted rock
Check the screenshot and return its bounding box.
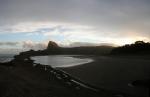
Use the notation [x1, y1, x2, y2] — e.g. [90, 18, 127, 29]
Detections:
[46, 41, 61, 54]
[47, 41, 59, 49]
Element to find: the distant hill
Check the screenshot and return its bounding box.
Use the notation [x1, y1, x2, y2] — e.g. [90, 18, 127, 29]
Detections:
[46, 41, 114, 55]
[60, 46, 114, 55]
[111, 41, 150, 55]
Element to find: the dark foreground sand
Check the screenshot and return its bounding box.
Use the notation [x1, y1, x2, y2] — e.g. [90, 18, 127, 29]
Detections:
[0, 61, 83, 97]
[0, 55, 149, 97]
[1, 58, 110, 97]
[0, 57, 118, 97]
[61, 55, 150, 97]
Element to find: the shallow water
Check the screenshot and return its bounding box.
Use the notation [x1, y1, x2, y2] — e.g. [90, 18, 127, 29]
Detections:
[31, 55, 93, 67]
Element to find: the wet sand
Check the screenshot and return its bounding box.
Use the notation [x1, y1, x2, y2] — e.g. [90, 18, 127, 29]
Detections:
[61, 55, 150, 97]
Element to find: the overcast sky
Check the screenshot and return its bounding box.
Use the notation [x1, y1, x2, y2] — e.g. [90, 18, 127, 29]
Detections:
[0, 0, 150, 51]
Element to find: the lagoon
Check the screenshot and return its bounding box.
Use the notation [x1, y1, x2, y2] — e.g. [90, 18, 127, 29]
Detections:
[31, 55, 93, 68]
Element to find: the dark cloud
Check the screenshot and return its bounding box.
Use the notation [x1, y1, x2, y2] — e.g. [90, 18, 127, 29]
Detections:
[0, 0, 150, 27]
[0, 0, 150, 44]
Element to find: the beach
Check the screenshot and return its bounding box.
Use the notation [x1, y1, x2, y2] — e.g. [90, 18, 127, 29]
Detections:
[0, 55, 108, 97]
[0, 54, 149, 97]
[0, 61, 84, 97]
[61, 55, 150, 97]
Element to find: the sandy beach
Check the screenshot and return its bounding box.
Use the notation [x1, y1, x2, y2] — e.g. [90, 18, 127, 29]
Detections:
[0, 54, 149, 97]
[0, 56, 107, 97]
[0, 61, 84, 97]
[61, 55, 150, 97]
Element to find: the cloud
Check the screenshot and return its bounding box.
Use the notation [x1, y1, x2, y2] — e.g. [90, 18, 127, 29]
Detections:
[0, 48, 21, 54]
[0, 42, 19, 46]
[22, 40, 47, 50]
[1, 0, 150, 30]
[0, 40, 47, 51]
[69, 42, 116, 47]
[0, 22, 92, 34]
[0, 0, 150, 47]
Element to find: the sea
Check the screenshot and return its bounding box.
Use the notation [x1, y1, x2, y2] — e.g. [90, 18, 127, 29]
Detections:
[0, 54, 15, 63]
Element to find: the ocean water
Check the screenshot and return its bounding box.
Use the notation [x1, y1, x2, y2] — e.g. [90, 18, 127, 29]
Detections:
[0, 54, 14, 63]
[31, 55, 93, 68]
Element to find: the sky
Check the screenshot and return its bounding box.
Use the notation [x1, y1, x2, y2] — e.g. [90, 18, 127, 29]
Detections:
[0, 0, 150, 52]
